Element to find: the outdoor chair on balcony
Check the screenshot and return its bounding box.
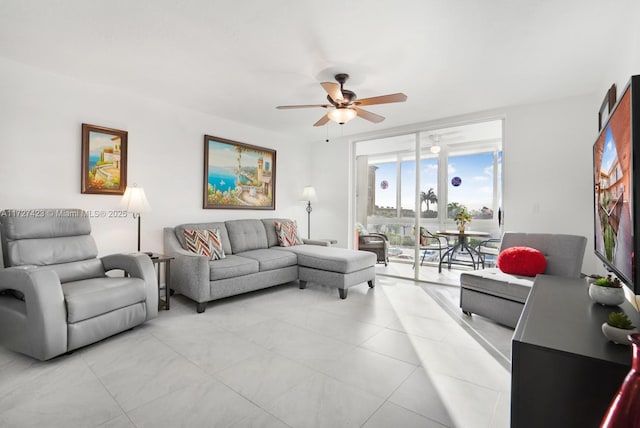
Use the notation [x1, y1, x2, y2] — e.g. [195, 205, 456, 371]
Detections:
[475, 238, 502, 269]
[358, 231, 389, 266]
[415, 227, 450, 269]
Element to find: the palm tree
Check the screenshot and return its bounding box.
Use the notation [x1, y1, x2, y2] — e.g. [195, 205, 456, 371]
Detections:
[420, 188, 438, 212]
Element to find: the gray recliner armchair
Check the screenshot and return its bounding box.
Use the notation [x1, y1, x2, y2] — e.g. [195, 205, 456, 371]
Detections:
[0, 209, 158, 361]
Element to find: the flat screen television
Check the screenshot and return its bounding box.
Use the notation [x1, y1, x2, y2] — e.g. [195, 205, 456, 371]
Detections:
[593, 75, 640, 293]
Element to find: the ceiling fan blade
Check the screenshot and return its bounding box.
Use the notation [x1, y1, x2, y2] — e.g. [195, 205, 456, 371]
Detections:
[320, 82, 343, 102]
[276, 104, 331, 109]
[354, 93, 407, 106]
[313, 114, 330, 127]
[354, 107, 385, 123]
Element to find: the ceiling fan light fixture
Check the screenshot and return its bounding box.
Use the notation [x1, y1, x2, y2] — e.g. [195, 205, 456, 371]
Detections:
[429, 134, 441, 154]
[328, 108, 357, 125]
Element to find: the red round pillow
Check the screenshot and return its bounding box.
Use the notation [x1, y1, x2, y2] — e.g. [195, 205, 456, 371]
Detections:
[497, 246, 547, 277]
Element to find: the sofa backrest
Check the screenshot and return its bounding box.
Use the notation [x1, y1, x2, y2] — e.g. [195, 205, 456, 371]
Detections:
[225, 219, 268, 253]
[500, 232, 587, 277]
[174, 222, 232, 255]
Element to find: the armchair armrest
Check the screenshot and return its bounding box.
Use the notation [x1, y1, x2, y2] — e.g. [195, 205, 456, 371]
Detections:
[0, 267, 67, 360]
[101, 253, 158, 320]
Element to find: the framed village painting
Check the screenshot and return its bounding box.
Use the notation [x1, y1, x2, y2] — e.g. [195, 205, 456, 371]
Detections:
[81, 124, 128, 195]
[203, 135, 276, 209]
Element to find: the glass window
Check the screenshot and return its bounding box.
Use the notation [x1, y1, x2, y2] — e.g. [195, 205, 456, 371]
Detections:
[447, 152, 495, 219]
[372, 161, 397, 216]
[420, 157, 439, 218]
[400, 158, 416, 217]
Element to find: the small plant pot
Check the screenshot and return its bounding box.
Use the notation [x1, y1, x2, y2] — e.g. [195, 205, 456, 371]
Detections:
[589, 284, 625, 306]
[602, 323, 638, 345]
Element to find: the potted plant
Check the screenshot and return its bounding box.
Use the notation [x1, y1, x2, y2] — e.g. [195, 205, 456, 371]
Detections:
[453, 206, 472, 233]
[602, 312, 638, 345]
[589, 274, 625, 306]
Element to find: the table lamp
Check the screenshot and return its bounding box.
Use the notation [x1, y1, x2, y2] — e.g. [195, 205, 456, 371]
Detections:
[119, 184, 151, 252]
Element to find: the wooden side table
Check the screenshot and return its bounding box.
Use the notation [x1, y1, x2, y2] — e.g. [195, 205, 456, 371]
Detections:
[149, 254, 174, 310]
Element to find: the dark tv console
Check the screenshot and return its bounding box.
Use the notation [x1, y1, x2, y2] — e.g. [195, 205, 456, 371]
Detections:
[511, 274, 639, 428]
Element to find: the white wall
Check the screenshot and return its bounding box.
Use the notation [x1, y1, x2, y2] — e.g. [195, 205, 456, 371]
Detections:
[0, 58, 312, 256]
[310, 93, 603, 274]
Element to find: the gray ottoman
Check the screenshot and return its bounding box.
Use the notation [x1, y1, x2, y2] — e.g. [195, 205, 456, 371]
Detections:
[275, 245, 376, 299]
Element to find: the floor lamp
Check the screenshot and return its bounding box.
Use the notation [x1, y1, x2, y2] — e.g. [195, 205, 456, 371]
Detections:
[119, 184, 152, 252]
[301, 186, 317, 239]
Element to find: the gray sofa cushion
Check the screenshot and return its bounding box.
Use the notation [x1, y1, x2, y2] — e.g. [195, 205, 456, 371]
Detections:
[175, 222, 232, 255]
[208, 255, 259, 281]
[237, 249, 297, 271]
[460, 268, 533, 303]
[225, 219, 269, 253]
[275, 245, 375, 273]
[62, 277, 147, 323]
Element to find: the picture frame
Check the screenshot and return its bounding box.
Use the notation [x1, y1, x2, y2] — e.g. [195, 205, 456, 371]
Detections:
[203, 135, 276, 210]
[81, 124, 128, 195]
[598, 83, 617, 131]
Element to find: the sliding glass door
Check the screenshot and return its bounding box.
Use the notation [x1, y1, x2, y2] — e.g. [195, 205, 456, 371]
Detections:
[354, 119, 503, 282]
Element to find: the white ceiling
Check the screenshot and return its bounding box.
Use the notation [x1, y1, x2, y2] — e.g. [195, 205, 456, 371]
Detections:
[0, 0, 630, 142]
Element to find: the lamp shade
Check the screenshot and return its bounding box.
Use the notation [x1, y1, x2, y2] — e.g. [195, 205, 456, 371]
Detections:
[301, 186, 318, 202]
[119, 185, 151, 214]
[327, 108, 357, 124]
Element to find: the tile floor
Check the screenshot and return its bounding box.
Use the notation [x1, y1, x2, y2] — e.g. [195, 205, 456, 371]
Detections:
[0, 276, 511, 428]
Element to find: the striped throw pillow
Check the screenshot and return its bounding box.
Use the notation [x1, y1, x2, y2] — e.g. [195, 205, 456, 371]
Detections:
[274, 220, 303, 247]
[183, 228, 226, 260]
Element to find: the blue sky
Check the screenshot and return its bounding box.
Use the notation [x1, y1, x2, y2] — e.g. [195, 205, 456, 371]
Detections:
[374, 152, 496, 212]
[601, 125, 617, 173]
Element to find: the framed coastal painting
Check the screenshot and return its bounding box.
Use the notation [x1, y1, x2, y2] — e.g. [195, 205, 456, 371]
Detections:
[81, 124, 128, 195]
[203, 135, 276, 209]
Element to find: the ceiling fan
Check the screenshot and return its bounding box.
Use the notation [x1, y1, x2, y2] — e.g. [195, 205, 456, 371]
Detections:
[276, 73, 407, 126]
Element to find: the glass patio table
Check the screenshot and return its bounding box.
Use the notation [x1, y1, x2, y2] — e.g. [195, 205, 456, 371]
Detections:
[435, 230, 490, 272]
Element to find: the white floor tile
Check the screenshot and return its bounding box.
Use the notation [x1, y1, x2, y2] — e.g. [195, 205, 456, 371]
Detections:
[279, 306, 384, 345]
[0, 377, 122, 428]
[318, 347, 416, 398]
[228, 408, 290, 428]
[216, 349, 317, 407]
[360, 328, 422, 365]
[363, 401, 448, 428]
[127, 378, 259, 428]
[266, 373, 384, 428]
[430, 373, 503, 428]
[389, 367, 454, 427]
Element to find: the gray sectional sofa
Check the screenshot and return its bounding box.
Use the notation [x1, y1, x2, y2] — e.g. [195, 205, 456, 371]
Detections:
[164, 218, 376, 312]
